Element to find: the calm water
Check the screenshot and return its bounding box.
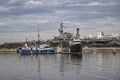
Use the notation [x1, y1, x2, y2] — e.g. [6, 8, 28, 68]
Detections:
[0, 52, 120, 80]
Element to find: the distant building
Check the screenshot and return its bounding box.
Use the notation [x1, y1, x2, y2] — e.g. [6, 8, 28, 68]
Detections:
[87, 32, 120, 40]
[97, 32, 104, 39]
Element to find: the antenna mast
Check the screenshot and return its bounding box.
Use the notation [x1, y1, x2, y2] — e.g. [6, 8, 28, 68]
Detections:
[59, 22, 65, 39]
[38, 28, 40, 46]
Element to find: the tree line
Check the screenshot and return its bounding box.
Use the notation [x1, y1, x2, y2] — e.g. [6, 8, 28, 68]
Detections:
[0, 42, 23, 49]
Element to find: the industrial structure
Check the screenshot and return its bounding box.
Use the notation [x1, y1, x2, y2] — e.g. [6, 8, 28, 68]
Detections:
[83, 32, 120, 47]
[53, 23, 120, 48]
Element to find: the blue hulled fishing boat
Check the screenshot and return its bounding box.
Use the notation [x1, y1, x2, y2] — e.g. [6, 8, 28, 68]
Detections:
[17, 29, 57, 55]
[17, 44, 57, 55]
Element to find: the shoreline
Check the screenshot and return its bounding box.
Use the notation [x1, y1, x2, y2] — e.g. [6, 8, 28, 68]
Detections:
[0, 49, 17, 53]
[0, 47, 120, 53]
[83, 47, 120, 53]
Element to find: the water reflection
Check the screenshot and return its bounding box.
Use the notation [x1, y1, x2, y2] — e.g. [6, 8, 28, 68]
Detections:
[19, 54, 82, 80]
[37, 54, 42, 80]
[1, 53, 120, 80]
[58, 54, 82, 80]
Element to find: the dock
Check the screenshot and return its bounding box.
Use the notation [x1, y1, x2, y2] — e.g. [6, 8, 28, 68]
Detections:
[0, 47, 120, 53]
[83, 47, 120, 53]
[0, 49, 17, 53]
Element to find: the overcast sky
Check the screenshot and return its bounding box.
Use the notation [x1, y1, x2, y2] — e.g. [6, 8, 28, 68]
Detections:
[0, 0, 120, 44]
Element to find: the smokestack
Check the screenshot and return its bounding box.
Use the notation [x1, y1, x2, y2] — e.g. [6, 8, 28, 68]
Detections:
[76, 28, 80, 39]
[77, 28, 79, 35]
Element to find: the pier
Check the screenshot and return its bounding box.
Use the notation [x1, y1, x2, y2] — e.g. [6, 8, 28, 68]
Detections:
[0, 49, 17, 53]
[83, 47, 120, 53]
[0, 47, 120, 53]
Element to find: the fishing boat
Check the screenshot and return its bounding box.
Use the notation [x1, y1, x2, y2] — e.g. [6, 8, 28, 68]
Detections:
[69, 28, 82, 56]
[17, 44, 57, 55]
[70, 39, 82, 56]
[17, 29, 57, 55]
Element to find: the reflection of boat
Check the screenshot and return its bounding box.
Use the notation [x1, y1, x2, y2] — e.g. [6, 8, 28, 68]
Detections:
[69, 28, 82, 56]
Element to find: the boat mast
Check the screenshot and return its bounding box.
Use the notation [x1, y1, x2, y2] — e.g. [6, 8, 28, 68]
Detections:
[37, 28, 40, 48]
[26, 38, 28, 43]
[58, 22, 64, 52]
[59, 22, 64, 39]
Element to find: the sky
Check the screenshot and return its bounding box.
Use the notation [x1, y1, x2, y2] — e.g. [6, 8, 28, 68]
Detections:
[0, 0, 120, 44]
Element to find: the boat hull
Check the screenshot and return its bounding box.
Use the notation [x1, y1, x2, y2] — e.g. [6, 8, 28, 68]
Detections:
[70, 44, 82, 56]
[18, 48, 57, 55]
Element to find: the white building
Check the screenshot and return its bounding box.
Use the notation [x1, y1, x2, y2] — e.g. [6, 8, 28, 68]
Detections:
[97, 32, 104, 39]
[87, 32, 120, 39]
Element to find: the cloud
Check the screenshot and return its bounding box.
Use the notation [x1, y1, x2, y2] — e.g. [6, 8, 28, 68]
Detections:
[88, 2, 100, 6]
[61, 17, 120, 34]
[67, 1, 120, 7]
[0, 30, 58, 44]
[0, 6, 10, 13]
[25, 0, 42, 7]
[0, 0, 120, 43]
[0, 14, 58, 33]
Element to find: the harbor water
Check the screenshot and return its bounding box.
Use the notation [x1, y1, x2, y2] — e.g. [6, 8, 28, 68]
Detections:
[0, 52, 120, 80]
